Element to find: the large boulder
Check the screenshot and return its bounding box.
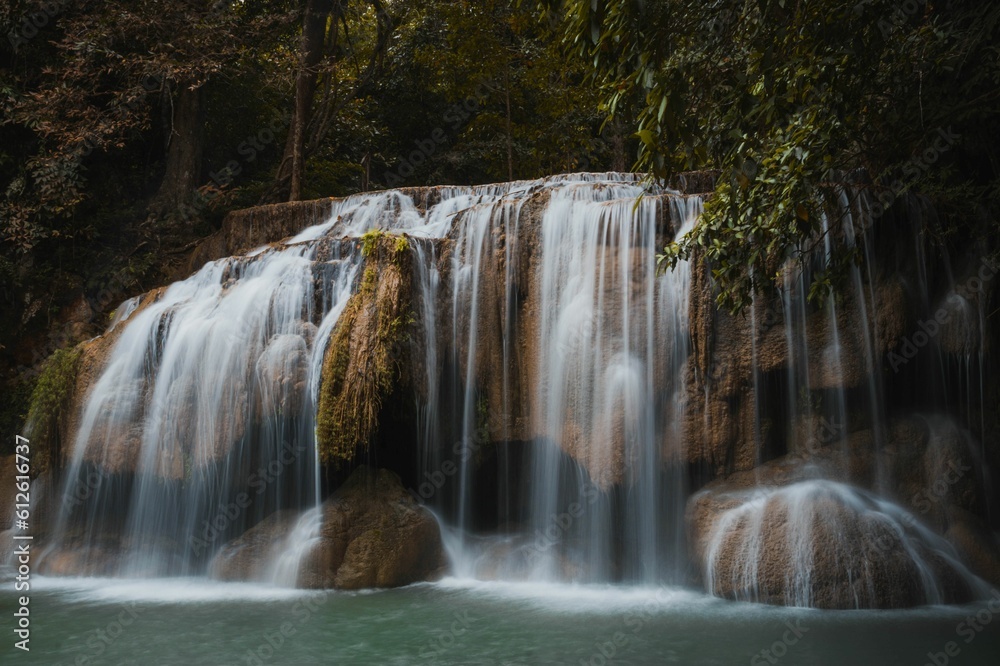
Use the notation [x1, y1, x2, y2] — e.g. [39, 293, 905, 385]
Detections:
[211, 467, 447, 589]
[688, 475, 988, 609]
[684, 413, 1000, 607]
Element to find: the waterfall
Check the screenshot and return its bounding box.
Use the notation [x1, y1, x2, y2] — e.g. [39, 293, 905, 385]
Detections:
[36, 172, 994, 607]
[46, 173, 696, 581]
[524, 185, 698, 582]
[43, 199, 364, 576]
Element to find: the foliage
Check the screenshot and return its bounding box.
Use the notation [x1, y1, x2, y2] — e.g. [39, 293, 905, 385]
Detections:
[544, 0, 1000, 311]
[360, 228, 410, 260]
[360, 229, 385, 258]
[0, 377, 34, 457]
[1, 0, 294, 252]
[367, 0, 622, 187]
[26, 346, 82, 430]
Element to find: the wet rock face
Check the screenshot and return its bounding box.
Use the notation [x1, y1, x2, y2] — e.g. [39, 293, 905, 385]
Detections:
[179, 198, 336, 279]
[63, 289, 164, 478]
[211, 467, 447, 589]
[945, 507, 1000, 588]
[37, 543, 122, 577]
[689, 480, 981, 609]
[254, 333, 309, 415]
[209, 510, 299, 582]
[685, 414, 998, 606]
[299, 467, 447, 589]
[679, 258, 916, 478]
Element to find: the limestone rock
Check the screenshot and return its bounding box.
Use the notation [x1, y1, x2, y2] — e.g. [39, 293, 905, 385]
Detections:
[689, 479, 982, 608]
[299, 467, 447, 589]
[210, 510, 300, 582]
[211, 467, 446, 589]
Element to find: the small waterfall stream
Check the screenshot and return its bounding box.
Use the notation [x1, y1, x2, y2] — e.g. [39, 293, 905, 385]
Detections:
[703, 479, 990, 608]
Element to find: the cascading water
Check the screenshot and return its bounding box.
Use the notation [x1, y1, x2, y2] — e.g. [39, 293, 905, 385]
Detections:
[45, 173, 697, 583]
[525, 186, 700, 583]
[692, 185, 995, 607]
[406, 176, 702, 583]
[43, 221, 362, 576]
[35, 172, 995, 609]
[265, 506, 324, 586]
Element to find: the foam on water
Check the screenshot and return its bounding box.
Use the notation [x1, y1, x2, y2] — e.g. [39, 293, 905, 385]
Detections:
[28, 575, 314, 603]
[428, 576, 716, 613]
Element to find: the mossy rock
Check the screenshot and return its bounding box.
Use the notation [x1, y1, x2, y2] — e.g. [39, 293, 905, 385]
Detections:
[316, 234, 415, 465]
[25, 345, 84, 476]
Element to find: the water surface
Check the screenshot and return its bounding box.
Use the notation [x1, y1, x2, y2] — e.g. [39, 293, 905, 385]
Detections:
[3, 571, 999, 665]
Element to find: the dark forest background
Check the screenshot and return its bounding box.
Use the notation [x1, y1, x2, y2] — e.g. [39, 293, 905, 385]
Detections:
[2, 0, 998, 443]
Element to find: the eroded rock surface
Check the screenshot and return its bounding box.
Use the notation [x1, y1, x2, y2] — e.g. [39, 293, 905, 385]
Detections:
[211, 467, 447, 589]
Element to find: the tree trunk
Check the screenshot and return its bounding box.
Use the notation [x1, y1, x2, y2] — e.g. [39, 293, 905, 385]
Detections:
[504, 62, 513, 182]
[609, 118, 628, 172]
[283, 0, 334, 202]
[263, 0, 392, 204]
[151, 81, 205, 220]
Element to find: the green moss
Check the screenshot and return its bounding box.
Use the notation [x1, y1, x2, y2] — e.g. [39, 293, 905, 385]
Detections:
[360, 229, 385, 258]
[316, 235, 414, 466]
[393, 234, 410, 255]
[360, 229, 410, 264]
[360, 266, 378, 294]
[25, 345, 83, 474]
